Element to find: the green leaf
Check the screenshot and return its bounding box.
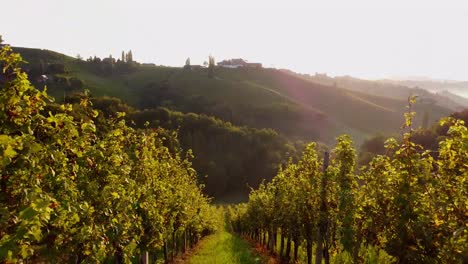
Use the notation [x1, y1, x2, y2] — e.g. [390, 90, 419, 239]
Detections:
[19, 207, 38, 221]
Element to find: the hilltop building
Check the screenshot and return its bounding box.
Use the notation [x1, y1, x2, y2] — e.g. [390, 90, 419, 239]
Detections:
[217, 58, 262, 69]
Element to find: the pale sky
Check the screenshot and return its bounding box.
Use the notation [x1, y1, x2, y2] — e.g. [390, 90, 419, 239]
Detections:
[2, 0, 468, 80]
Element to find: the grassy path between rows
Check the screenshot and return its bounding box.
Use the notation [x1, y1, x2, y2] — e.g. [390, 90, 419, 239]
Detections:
[185, 228, 264, 264]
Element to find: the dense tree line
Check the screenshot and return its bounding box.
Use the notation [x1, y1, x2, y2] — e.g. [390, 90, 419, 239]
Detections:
[228, 97, 467, 263]
[84, 51, 137, 75]
[129, 108, 295, 199]
[67, 95, 296, 200]
[0, 46, 220, 263]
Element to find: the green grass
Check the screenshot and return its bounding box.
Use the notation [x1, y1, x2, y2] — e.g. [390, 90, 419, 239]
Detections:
[187, 228, 263, 264]
[66, 60, 140, 104]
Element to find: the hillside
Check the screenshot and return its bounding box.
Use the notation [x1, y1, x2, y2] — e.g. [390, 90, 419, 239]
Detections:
[13, 46, 453, 144]
[381, 79, 468, 105]
[287, 71, 468, 111]
[438, 90, 468, 108]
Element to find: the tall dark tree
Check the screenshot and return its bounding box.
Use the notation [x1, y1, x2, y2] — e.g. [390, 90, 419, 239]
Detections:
[184, 57, 191, 69]
[126, 50, 133, 63]
[0, 35, 3, 44]
[422, 111, 429, 129]
[208, 55, 215, 78]
[121, 50, 125, 62]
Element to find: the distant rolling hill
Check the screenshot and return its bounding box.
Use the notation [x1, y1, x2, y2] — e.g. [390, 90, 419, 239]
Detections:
[437, 90, 468, 108]
[13, 46, 453, 144]
[289, 71, 468, 111]
[380, 79, 468, 107]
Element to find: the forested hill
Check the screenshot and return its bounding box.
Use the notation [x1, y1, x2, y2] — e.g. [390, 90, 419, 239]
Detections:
[14, 46, 452, 144]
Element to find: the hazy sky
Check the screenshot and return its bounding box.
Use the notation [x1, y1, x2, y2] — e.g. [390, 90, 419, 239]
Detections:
[2, 0, 468, 80]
